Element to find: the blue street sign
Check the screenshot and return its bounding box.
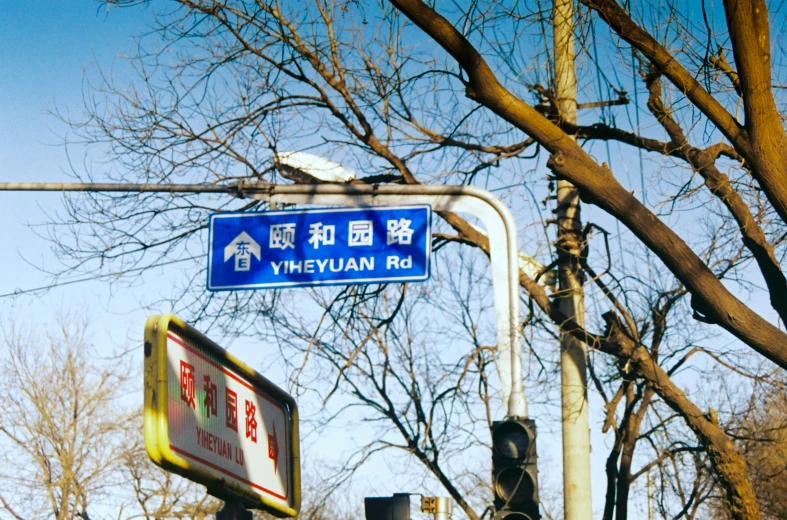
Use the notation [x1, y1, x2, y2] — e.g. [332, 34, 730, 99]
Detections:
[208, 206, 432, 290]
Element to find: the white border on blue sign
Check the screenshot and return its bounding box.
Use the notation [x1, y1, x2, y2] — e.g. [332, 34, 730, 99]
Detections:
[206, 205, 433, 291]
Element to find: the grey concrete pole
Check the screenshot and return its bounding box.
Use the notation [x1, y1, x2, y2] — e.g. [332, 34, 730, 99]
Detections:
[553, 0, 593, 518]
[648, 471, 654, 520]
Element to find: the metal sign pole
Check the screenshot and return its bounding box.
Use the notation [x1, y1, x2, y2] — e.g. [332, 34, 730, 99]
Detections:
[215, 501, 253, 520]
[0, 181, 527, 418]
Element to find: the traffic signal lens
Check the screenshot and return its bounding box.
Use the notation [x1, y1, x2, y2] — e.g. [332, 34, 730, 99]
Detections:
[495, 466, 535, 504]
[493, 421, 531, 459]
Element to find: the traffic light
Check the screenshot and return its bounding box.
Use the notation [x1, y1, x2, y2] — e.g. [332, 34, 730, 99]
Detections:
[364, 493, 411, 520]
[491, 418, 540, 520]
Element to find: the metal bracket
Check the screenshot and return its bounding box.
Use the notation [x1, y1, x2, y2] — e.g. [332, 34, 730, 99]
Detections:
[215, 501, 253, 520]
[422, 496, 453, 519]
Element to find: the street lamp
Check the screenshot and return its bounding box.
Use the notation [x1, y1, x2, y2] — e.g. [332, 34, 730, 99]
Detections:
[274, 151, 356, 184]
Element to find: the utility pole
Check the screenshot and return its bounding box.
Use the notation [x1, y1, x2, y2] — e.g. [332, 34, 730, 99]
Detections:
[647, 471, 654, 520]
[553, 1, 592, 519]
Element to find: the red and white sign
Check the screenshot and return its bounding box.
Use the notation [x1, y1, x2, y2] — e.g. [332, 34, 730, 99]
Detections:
[165, 330, 290, 508]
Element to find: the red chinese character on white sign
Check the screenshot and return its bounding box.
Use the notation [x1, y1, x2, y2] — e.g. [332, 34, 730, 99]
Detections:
[268, 422, 279, 474]
[203, 375, 217, 418]
[226, 388, 238, 431]
[245, 400, 258, 443]
[179, 360, 196, 409]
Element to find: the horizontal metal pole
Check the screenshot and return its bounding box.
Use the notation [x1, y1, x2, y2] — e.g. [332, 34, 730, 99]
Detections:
[0, 181, 514, 203]
[0, 182, 232, 193]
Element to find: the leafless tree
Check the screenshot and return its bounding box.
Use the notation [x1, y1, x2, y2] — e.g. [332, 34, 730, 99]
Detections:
[254, 250, 506, 519]
[0, 316, 134, 519]
[120, 427, 222, 519]
[39, 0, 787, 518]
[705, 379, 787, 520]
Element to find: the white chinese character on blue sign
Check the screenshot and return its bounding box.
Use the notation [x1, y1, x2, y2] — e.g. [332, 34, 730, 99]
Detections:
[348, 220, 373, 246]
[270, 223, 296, 250]
[387, 218, 414, 245]
[308, 222, 335, 249]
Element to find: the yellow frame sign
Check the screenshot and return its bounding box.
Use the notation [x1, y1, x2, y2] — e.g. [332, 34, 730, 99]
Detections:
[144, 314, 301, 517]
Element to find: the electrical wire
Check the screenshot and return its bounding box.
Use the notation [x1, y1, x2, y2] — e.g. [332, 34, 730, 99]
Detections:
[0, 256, 202, 299]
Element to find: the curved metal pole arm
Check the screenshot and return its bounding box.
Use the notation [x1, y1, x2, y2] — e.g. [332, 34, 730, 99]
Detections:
[247, 184, 527, 418]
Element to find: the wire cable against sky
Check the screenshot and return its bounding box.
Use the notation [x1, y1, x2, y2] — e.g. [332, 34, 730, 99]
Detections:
[0, 255, 201, 299]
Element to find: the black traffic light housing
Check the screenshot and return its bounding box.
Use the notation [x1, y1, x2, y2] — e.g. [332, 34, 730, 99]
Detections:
[364, 493, 410, 520]
[491, 418, 540, 520]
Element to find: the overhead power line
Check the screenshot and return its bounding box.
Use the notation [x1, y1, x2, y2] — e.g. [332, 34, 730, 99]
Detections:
[0, 256, 201, 299]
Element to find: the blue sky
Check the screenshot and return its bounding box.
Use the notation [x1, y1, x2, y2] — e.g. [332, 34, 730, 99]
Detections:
[0, 3, 157, 336]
